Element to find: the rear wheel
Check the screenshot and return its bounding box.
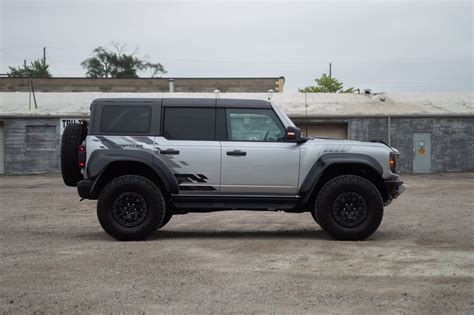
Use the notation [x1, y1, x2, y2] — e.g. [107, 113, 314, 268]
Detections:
[97, 175, 165, 241]
[61, 123, 87, 186]
[314, 175, 384, 240]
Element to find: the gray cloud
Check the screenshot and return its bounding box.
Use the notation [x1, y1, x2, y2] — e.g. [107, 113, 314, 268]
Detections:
[1, 0, 472, 91]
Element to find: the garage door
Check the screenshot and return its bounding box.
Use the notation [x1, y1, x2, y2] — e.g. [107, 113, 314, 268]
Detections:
[0, 122, 4, 174]
[297, 123, 348, 139]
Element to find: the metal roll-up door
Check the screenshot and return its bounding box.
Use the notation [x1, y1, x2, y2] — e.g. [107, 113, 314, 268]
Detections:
[298, 123, 348, 139]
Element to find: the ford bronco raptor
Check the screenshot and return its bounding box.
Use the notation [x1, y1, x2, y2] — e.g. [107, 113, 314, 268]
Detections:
[61, 98, 404, 241]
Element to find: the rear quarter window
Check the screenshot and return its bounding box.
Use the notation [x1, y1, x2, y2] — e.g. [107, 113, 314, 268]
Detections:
[100, 105, 151, 133]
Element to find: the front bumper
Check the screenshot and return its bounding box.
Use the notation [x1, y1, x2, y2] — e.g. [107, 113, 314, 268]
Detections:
[384, 179, 405, 200]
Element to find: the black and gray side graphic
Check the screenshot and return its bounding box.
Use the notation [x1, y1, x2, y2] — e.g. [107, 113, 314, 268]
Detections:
[174, 174, 217, 191]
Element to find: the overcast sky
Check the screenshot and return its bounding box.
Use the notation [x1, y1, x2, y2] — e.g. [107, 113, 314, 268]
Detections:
[0, 0, 472, 92]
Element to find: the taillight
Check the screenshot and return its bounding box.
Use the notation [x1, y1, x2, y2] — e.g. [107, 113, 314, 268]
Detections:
[78, 145, 86, 168]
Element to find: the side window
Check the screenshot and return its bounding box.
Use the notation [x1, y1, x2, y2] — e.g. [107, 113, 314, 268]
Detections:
[100, 105, 151, 133]
[163, 107, 215, 140]
[226, 108, 285, 141]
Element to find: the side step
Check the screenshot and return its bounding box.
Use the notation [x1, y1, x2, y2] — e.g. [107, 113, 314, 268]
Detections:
[171, 195, 301, 212]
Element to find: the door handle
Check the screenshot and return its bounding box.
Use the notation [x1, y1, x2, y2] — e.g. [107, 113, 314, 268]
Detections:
[160, 149, 180, 155]
[227, 150, 246, 156]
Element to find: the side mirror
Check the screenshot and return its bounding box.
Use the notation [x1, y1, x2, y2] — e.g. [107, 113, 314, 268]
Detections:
[285, 126, 307, 144]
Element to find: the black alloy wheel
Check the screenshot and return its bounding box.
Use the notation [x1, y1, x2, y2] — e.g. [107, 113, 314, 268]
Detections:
[331, 192, 368, 227]
[112, 192, 148, 227]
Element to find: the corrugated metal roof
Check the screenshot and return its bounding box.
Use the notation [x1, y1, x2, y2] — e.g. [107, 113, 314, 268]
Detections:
[0, 92, 472, 118]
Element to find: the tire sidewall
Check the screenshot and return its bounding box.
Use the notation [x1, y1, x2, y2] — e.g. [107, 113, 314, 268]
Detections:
[317, 176, 383, 240]
[97, 176, 165, 241]
[159, 210, 173, 229]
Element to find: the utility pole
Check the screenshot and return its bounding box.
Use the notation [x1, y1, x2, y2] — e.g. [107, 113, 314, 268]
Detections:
[43, 47, 46, 65]
[329, 62, 332, 78]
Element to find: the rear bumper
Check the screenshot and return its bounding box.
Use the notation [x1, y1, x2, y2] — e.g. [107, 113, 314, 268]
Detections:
[384, 179, 405, 200]
[77, 180, 93, 199]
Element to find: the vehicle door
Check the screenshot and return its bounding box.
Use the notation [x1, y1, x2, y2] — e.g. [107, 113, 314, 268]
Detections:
[219, 106, 300, 195]
[155, 100, 220, 194]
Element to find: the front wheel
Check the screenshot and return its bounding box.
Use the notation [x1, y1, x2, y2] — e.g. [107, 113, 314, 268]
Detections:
[97, 175, 165, 241]
[314, 175, 384, 241]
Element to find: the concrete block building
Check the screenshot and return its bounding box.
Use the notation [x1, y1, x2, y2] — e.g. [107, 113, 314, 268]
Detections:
[0, 77, 286, 93]
[0, 92, 472, 175]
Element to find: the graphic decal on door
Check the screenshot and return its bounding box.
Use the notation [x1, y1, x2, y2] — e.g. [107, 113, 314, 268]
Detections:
[87, 136, 217, 192]
[175, 174, 208, 183]
[174, 174, 217, 191]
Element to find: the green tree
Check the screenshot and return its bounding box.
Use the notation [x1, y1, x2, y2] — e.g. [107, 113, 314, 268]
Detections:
[7, 59, 52, 78]
[298, 74, 354, 93]
[81, 43, 166, 78]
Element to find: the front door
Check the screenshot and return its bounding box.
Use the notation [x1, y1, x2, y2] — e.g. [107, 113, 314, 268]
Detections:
[156, 104, 220, 193]
[413, 133, 431, 173]
[220, 108, 299, 195]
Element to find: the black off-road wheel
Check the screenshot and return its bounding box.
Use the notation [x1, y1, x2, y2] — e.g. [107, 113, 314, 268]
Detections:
[314, 175, 384, 241]
[61, 123, 87, 187]
[97, 175, 166, 241]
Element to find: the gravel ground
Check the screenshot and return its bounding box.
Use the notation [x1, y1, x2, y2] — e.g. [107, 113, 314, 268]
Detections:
[0, 172, 473, 314]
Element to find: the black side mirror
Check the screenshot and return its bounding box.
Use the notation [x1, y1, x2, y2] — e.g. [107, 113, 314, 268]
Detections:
[285, 126, 307, 144]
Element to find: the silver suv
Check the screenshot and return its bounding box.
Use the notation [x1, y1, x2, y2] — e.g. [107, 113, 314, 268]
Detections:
[61, 98, 404, 241]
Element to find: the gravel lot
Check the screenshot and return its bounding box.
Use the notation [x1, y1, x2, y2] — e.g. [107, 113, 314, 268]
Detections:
[1, 172, 473, 314]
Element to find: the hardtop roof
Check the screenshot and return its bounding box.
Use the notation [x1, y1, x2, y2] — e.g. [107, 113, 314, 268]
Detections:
[92, 97, 272, 108]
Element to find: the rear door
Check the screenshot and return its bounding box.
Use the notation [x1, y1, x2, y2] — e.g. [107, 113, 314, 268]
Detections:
[156, 99, 220, 194]
[219, 107, 300, 195]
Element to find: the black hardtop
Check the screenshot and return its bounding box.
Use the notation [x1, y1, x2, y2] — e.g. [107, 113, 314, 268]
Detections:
[91, 98, 272, 108]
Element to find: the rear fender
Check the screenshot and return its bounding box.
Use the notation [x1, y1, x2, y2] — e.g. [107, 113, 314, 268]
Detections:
[87, 149, 179, 197]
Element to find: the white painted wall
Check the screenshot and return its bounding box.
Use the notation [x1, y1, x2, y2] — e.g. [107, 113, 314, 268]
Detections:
[0, 92, 472, 118]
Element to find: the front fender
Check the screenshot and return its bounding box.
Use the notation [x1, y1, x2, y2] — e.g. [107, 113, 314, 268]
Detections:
[298, 153, 383, 204]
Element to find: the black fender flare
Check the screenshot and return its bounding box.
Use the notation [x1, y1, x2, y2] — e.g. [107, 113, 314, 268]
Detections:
[298, 153, 383, 206]
[87, 149, 179, 196]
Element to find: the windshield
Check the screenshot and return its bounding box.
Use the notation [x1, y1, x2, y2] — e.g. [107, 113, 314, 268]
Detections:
[271, 102, 296, 128]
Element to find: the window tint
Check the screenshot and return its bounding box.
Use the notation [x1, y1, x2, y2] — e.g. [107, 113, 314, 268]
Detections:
[100, 106, 151, 133]
[163, 107, 215, 140]
[226, 109, 285, 141]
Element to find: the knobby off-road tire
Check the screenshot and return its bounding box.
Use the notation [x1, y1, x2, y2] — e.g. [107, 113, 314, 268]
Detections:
[61, 123, 87, 187]
[310, 209, 320, 225]
[314, 175, 384, 241]
[158, 210, 173, 229]
[97, 175, 166, 241]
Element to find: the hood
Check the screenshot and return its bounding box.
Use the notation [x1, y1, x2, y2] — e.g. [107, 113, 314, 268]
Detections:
[305, 137, 398, 153]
